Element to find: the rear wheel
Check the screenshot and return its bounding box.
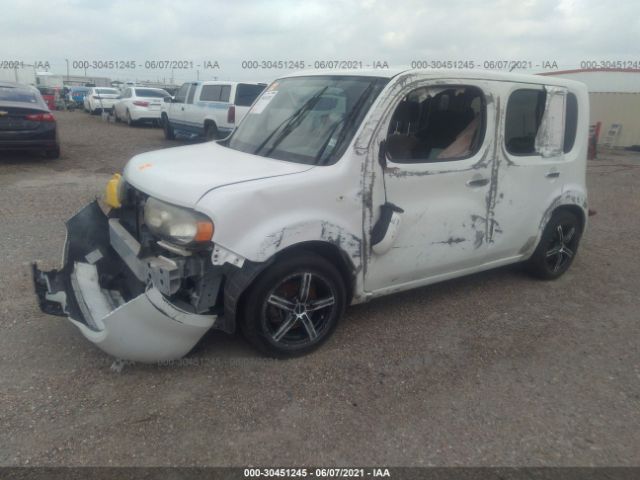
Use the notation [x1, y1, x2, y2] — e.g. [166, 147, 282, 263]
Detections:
[126, 109, 135, 126]
[240, 252, 346, 357]
[163, 115, 175, 139]
[205, 122, 218, 140]
[526, 210, 582, 280]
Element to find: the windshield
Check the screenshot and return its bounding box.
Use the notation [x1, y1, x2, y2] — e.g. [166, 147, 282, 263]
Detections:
[225, 76, 388, 165]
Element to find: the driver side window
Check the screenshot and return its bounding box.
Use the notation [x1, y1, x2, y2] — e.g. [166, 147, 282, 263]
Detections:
[386, 85, 486, 163]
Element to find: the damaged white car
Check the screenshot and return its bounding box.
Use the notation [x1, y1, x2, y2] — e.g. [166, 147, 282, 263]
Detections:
[33, 69, 589, 362]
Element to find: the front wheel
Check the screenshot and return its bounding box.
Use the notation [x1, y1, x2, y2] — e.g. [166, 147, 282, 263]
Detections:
[526, 210, 582, 280]
[163, 116, 175, 139]
[240, 252, 346, 357]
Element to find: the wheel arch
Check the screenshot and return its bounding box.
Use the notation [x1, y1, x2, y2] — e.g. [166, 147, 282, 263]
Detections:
[521, 190, 588, 258]
[222, 240, 357, 333]
[553, 204, 586, 233]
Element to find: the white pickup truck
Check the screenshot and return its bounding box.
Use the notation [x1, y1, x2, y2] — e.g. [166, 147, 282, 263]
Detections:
[161, 81, 266, 140]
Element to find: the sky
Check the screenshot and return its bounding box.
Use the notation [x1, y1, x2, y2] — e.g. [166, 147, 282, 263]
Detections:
[1, 0, 639, 85]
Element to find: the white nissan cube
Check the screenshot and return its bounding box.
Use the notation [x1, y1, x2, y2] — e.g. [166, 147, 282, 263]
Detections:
[34, 69, 589, 362]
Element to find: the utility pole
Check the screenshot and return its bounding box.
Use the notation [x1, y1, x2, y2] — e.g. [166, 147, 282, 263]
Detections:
[65, 59, 70, 82]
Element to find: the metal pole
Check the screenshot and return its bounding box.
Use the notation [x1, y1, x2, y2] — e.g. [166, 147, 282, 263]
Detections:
[65, 59, 69, 82]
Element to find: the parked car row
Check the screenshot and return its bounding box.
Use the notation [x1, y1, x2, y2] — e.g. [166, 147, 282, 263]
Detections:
[81, 80, 268, 141]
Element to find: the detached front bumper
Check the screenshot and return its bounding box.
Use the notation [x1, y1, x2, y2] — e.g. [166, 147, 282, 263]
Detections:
[32, 201, 217, 363]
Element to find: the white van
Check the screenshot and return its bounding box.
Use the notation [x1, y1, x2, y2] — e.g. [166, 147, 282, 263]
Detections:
[34, 69, 589, 362]
[161, 80, 266, 140]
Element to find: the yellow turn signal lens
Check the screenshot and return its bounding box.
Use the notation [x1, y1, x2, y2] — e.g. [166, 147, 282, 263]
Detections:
[195, 221, 214, 242]
[105, 173, 122, 208]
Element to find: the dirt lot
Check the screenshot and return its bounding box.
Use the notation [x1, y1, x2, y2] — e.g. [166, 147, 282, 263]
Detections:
[0, 111, 639, 466]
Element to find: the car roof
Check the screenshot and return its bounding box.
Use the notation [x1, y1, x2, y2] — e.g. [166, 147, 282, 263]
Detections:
[132, 86, 168, 91]
[280, 68, 587, 89]
[0, 80, 35, 90]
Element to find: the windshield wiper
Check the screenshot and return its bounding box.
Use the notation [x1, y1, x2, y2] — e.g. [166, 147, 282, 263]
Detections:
[253, 86, 328, 157]
[314, 82, 376, 165]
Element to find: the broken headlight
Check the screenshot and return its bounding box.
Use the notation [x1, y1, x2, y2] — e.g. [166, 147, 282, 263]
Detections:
[143, 197, 213, 246]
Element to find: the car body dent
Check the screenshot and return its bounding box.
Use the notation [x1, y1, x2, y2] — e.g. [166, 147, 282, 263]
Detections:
[32, 201, 218, 363]
[195, 153, 366, 300]
[70, 263, 215, 363]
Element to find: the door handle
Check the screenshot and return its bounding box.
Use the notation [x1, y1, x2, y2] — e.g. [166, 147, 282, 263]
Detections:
[545, 171, 560, 178]
[466, 177, 490, 187]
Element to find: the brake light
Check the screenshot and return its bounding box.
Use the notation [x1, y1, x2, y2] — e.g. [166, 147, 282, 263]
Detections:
[133, 100, 149, 107]
[25, 113, 55, 122]
[227, 105, 235, 124]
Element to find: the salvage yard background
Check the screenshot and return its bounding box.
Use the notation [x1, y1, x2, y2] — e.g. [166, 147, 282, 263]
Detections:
[1, 111, 639, 465]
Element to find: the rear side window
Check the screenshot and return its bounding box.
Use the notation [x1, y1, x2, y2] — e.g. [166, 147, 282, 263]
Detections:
[564, 93, 578, 153]
[219, 85, 231, 102]
[200, 85, 221, 101]
[505, 89, 546, 155]
[235, 83, 266, 106]
[200, 84, 231, 102]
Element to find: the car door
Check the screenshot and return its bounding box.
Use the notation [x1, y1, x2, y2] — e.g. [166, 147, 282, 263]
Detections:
[181, 82, 201, 134]
[365, 81, 498, 293]
[168, 82, 190, 129]
[489, 83, 572, 261]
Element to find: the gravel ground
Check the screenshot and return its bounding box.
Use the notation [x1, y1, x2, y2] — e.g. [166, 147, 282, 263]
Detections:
[0, 111, 639, 467]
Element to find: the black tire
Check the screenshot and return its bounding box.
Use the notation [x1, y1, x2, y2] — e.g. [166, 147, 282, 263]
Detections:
[126, 110, 135, 126]
[526, 210, 582, 280]
[240, 252, 346, 357]
[163, 116, 175, 140]
[45, 147, 60, 159]
[114, 108, 120, 122]
[204, 122, 218, 140]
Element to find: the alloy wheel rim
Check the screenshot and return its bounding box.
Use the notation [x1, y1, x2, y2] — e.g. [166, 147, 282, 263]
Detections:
[263, 272, 336, 346]
[545, 223, 576, 273]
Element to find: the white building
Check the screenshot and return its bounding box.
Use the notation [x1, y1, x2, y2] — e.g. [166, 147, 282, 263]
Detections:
[540, 69, 640, 148]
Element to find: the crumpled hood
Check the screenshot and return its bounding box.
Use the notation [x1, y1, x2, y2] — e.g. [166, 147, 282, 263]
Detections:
[123, 141, 314, 207]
